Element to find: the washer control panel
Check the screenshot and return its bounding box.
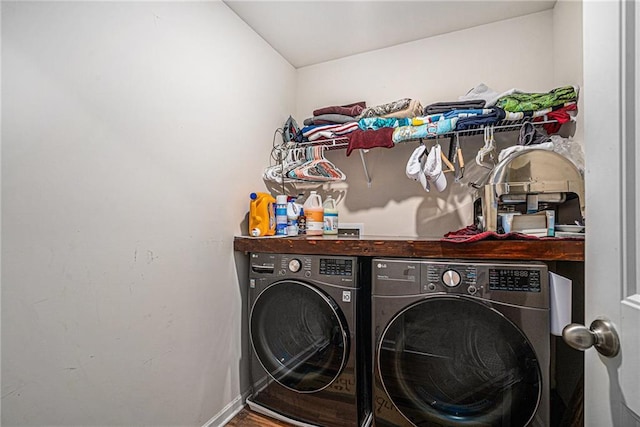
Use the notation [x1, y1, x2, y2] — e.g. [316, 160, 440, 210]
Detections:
[249, 253, 357, 286]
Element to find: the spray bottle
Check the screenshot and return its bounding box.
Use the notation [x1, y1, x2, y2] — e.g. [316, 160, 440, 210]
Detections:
[286, 199, 300, 236]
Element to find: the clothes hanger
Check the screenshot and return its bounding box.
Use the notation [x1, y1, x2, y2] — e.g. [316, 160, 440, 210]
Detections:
[284, 147, 308, 180]
[434, 137, 455, 173]
[476, 125, 496, 169]
[263, 144, 287, 182]
[440, 147, 456, 173]
[452, 132, 465, 182]
[295, 146, 346, 182]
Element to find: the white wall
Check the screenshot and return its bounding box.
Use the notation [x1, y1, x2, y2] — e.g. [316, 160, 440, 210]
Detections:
[1, 2, 295, 426]
[295, 11, 557, 237]
[551, 0, 585, 407]
[1, 2, 587, 426]
[553, 0, 584, 143]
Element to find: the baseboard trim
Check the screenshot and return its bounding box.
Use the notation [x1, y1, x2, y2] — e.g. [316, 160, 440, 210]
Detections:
[202, 390, 250, 427]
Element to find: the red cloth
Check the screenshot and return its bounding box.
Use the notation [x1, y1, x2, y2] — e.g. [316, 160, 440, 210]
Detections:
[440, 224, 583, 243]
[346, 128, 395, 156]
[313, 102, 366, 117]
[440, 224, 541, 243]
[534, 103, 578, 134]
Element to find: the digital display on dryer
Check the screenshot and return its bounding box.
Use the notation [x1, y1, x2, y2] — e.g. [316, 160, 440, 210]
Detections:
[489, 268, 541, 292]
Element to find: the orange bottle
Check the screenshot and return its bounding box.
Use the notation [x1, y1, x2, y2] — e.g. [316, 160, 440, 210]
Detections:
[249, 192, 276, 237]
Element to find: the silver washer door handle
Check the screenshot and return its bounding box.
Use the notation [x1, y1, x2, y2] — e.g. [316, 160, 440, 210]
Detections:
[562, 318, 620, 358]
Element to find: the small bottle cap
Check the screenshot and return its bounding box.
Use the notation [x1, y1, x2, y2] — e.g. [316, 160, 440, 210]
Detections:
[276, 195, 288, 204]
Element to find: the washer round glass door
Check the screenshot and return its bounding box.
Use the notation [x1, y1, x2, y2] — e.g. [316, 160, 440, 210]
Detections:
[250, 280, 349, 393]
[378, 296, 541, 426]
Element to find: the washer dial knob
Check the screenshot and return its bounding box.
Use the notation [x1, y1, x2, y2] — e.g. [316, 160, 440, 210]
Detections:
[442, 269, 461, 287]
[288, 259, 302, 273]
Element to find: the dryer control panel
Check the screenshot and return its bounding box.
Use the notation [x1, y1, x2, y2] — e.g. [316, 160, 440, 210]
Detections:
[425, 263, 478, 293]
[488, 267, 542, 292]
[418, 260, 549, 308]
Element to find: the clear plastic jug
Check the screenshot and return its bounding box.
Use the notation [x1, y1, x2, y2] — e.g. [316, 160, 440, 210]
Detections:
[303, 191, 324, 236]
[323, 196, 338, 235]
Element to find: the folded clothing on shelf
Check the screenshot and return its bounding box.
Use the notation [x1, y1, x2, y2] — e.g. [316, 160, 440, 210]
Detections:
[358, 98, 423, 119]
[313, 101, 366, 117]
[495, 85, 579, 112]
[423, 99, 487, 115]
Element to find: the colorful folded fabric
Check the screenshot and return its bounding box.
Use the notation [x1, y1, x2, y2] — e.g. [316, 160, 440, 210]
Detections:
[358, 117, 411, 130]
[392, 118, 459, 143]
[496, 85, 578, 113]
[302, 122, 359, 141]
[412, 109, 493, 125]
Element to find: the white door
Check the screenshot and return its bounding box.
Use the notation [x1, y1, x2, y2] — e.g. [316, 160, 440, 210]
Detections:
[578, 0, 640, 425]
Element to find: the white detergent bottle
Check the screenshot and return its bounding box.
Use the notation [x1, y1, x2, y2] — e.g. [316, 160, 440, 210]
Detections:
[303, 191, 324, 236]
[323, 195, 338, 235]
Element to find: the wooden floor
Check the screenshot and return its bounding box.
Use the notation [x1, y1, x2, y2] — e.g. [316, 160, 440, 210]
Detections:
[225, 408, 296, 426]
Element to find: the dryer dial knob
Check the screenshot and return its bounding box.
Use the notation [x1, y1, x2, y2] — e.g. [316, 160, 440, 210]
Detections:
[288, 259, 302, 273]
[442, 269, 461, 287]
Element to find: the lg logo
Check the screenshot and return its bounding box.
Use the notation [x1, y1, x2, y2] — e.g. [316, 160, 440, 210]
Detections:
[377, 263, 387, 269]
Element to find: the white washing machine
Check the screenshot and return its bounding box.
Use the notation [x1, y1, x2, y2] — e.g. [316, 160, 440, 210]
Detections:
[372, 258, 550, 427]
[247, 253, 371, 427]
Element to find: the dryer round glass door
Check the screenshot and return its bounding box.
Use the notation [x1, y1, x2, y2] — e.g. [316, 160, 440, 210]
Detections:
[250, 280, 350, 393]
[378, 296, 541, 426]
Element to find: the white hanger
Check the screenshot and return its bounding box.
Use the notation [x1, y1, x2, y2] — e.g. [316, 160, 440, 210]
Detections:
[476, 126, 496, 169]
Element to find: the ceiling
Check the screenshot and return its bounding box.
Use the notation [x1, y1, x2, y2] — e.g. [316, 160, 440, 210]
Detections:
[224, 1, 557, 68]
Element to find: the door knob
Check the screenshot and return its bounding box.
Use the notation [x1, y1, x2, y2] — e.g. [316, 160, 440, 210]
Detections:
[562, 318, 620, 357]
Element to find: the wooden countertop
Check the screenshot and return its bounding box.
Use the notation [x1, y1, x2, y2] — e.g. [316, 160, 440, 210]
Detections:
[233, 235, 584, 262]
